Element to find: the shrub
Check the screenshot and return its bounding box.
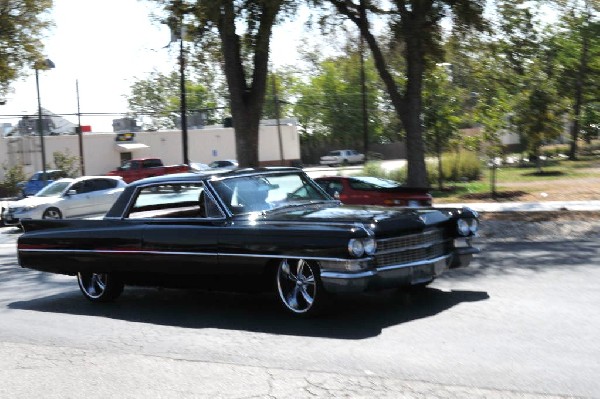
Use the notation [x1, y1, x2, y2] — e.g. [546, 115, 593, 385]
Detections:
[362, 151, 482, 185]
[53, 150, 80, 177]
[0, 164, 27, 197]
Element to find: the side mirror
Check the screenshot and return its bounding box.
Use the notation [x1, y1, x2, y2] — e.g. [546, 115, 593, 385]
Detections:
[66, 190, 77, 196]
[333, 191, 340, 200]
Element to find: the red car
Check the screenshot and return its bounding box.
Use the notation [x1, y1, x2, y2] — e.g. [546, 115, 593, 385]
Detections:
[314, 176, 432, 207]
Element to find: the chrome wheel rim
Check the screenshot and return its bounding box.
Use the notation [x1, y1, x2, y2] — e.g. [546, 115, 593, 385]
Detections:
[78, 272, 108, 299]
[277, 259, 316, 313]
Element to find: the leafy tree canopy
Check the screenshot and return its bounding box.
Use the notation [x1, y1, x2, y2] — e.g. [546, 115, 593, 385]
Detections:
[0, 0, 53, 99]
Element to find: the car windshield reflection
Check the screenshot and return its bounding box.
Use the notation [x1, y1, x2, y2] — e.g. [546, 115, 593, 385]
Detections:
[35, 181, 71, 197]
[211, 172, 333, 215]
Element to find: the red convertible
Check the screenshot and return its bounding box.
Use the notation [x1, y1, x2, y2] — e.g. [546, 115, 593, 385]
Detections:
[314, 176, 432, 207]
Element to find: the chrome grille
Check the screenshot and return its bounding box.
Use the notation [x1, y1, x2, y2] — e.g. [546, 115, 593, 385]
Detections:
[375, 229, 449, 267]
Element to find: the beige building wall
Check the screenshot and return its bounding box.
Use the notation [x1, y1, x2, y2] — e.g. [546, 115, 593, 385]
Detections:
[0, 123, 301, 180]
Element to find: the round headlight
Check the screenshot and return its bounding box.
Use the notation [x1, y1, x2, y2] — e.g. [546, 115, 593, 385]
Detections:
[348, 239, 365, 257]
[469, 219, 479, 234]
[363, 238, 377, 255]
[457, 219, 470, 236]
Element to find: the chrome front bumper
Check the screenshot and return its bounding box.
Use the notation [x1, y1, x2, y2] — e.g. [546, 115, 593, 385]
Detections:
[319, 246, 479, 294]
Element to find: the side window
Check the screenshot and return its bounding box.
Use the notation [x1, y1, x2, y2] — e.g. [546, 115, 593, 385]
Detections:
[128, 183, 223, 219]
[88, 179, 114, 192]
[143, 159, 162, 168]
[200, 190, 223, 218]
[70, 182, 84, 194]
[328, 181, 344, 196]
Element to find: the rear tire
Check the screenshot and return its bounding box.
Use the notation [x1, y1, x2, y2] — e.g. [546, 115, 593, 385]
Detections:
[77, 272, 124, 302]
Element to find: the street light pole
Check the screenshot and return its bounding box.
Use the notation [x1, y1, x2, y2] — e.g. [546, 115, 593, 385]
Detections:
[35, 58, 54, 183]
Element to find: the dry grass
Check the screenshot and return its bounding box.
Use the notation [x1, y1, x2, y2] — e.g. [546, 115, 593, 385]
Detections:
[435, 167, 600, 204]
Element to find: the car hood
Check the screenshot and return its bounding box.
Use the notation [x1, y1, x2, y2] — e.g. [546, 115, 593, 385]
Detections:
[7, 196, 61, 208]
[247, 203, 470, 238]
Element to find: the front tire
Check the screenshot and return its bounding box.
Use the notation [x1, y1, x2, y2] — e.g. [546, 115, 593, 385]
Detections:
[276, 259, 328, 316]
[42, 207, 62, 219]
[77, 272, 124, 302]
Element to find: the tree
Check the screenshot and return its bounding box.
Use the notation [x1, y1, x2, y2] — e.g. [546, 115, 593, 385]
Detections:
[548, 0, 600, 159]
[320, 0, 487, 187]
[512, 66, 565, 172]
[0, 0, 53, 99]
[157, 0, 296, 167]
[422, 64, 461, 190]
[53, 150, 80, 177]
[127, 71, 219, 129]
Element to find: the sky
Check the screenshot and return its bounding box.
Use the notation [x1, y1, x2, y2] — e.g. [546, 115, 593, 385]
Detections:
[1, 0, 310, 132]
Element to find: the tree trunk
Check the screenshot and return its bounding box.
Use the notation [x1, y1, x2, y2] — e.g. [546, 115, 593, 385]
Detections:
[329, 1, 429, 187]
[568, 22, 590, 161]
[216, 1, 279, 168]
[400, 19, 429, 188]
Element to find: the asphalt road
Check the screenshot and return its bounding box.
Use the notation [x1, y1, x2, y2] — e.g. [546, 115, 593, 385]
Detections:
[0, 226, 598, 398]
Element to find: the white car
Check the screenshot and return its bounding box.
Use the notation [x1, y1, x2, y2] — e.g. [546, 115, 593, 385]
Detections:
[319, 150, 365, 166]
[2, 176, 127, 226]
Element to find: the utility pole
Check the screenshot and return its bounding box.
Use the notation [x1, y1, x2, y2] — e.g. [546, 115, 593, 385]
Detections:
[179, 23, 189, 165]
[35, 58, 55, 182]
[76, 80, 85, 175]
[272, 74, 284, 165]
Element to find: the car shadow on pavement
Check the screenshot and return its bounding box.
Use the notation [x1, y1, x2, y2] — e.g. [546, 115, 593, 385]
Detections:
[9, 286, 489, 339]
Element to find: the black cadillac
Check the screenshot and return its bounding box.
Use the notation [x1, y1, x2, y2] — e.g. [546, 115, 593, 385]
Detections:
[17, 167, 480, 316]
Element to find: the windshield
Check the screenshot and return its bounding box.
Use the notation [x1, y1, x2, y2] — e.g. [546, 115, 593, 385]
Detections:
[350, 176, 401, 189]
[210, 172, 332, 214]
[35, 181, 71, 197]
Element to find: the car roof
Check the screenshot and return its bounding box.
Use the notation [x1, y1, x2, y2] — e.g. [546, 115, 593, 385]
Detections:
[128, 167, 303, 187]
[53, 175, 124, 184]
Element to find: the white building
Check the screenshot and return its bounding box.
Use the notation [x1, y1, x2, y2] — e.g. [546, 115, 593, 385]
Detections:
[0, 119, 301, 180]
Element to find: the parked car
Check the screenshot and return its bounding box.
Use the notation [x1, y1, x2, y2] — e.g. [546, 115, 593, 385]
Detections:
[17, 169, 68, 197]
[208, 159, 239, 170]
[314, 176, 432, 207]
[319, 149, 365, 166]
[2, 176, 126, 226]
[190, 160, 239, 172]
[106, 158, 189, 183]
[17, 168, 479, 317]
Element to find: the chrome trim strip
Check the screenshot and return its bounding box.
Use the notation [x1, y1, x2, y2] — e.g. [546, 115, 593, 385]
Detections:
[376, 238, 449, 255]
[18, 248, 360, 263]
[376, 254, 451, 272]
[320, 254, 453, 280]
[321, 270, 377, 279]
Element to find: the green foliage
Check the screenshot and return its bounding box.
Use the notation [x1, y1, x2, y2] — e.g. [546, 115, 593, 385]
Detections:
[512, 65, 566, 158]
[362, 151, 481, 185]
[438, 151, 482, 182]
[541, 144, 570, 158]
[546, 1, 600, 158]
[291, 43, 390, 147]
[0, 164, 27, 197]
[127, 71, 220, 129]
[0, 0, 53, 98]
[423, 64, 462, 154]
[52, 150, 80, 177]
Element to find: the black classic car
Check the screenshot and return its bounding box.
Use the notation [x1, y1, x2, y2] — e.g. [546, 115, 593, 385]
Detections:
[17, 167, 480, 316]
